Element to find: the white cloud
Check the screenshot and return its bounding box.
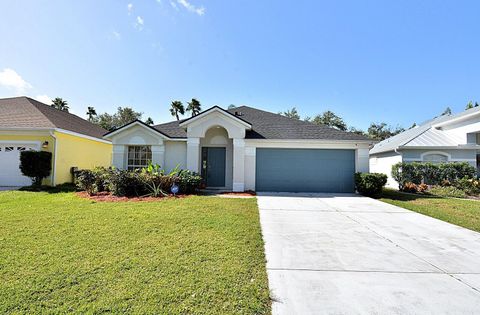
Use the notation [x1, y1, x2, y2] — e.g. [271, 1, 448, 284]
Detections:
[134, 16, 144, 30]
[127, 3, 133, 14]
[0, 68, 32, 94]
[170, 1, 178, 10]
[112, 30, 121, 40]
[177, 0, 205, 15]
[35, 95, 52, 105]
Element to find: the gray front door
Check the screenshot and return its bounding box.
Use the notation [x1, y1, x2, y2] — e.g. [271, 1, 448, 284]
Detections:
[202, 147, 226, 187]
[256, 148, 355, 192]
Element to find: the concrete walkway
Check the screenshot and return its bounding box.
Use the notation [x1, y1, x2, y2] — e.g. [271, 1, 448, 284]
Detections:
[257, 192, 480, 314]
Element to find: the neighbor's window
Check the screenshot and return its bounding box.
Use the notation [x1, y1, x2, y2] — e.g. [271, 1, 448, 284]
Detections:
[127, 146, 152, 170]
[423, 153, 448, 163]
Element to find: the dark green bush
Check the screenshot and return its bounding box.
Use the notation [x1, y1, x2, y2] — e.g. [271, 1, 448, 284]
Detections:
[75, 166, 203, 197]
[175, 170, 202, 194]
[354, 172, 387, 197]
[19, 151, 52, 186]
[76, 170, 97, 195]
[391, 162, 476, 189]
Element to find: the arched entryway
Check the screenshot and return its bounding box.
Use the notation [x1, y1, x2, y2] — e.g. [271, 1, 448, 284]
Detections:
[200, 126, 233, 189]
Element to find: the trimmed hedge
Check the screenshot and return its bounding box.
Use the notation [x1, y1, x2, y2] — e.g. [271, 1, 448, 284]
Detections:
[391, 162, 476, 189]
[19, 151, 52, 186]
[354, 172, 387, 197]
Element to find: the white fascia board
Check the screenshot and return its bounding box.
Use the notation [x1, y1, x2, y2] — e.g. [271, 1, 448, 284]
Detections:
[103, 121, 170, 140]
[0, 128, 53, 136]
[179, 107, 252, 129]
[55, 128, 112, 144]
[398, 145, 480, 150]
[433, 110, 480, 128]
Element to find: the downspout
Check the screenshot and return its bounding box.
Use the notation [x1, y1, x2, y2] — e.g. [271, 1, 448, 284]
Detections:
[49, 130, 57, 186]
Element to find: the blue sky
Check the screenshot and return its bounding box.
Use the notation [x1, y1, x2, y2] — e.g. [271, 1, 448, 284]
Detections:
[0, 1, 479, 130]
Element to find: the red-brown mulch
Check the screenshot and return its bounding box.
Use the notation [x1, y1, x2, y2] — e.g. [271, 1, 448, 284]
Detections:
[220, 190, 257, 196]
[75, 191, 189, 202]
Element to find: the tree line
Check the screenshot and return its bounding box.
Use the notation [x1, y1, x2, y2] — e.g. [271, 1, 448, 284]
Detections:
[46, 97, 479, 138]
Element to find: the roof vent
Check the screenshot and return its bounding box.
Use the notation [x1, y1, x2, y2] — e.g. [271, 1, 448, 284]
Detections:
[234, 111, 243, 116]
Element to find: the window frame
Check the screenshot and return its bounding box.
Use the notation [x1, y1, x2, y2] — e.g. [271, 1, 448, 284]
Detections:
[127, 145, 152, 170]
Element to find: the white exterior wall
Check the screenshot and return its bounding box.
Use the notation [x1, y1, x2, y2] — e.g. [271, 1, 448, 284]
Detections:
[369, 151, 402, 189]
[164, 141, 187, 172]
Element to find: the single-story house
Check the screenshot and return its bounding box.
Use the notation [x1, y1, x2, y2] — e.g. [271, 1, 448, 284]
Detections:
[0, 96, 111, 186]
[370, 106, 480, 188]
[104, 106, 372, 193]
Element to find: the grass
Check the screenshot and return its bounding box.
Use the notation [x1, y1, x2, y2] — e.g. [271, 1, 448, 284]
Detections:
[380, 189, 480, 232]
[0, 191, 270, 314]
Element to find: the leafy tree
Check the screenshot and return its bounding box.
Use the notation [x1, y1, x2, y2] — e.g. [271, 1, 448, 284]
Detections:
[145, 117, 154, 125]
[86, 106, 97, 121]
[228, 104, 237, 110]
[441, 107, 452, 116]
[367, 122, 405, 141]
[348, 126, 366, 136]
[311, 110, 347, 131]
[465, 101, 479, 110]
[92, 107, 143, 131]
[280, 107, 300, 120]
[170, 101, 185, 120]
[51, 97, 69, 112]
[186, 98, 202, 117]
[409, 122, 417, 129]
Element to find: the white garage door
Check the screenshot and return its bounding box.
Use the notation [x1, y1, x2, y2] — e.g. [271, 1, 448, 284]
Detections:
[0, 143, 40, 187]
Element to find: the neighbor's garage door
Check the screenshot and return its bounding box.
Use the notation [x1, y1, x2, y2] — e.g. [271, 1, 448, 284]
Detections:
[256, 148, 355, 193]
[0, 143, 39, 186]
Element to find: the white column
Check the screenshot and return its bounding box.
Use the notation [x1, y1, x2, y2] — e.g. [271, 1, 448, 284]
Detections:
[244, 146, 256, 191]
[232, 138, 245, 192]
[151, 145, 165, 167]
[186, 137, 200, 172]
[112, 145, 126, 169]
[355, 148, 370, 173]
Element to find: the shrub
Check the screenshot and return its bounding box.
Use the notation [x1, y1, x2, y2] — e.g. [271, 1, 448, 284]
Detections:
[453, 177, 480, 196]
[76, 170, 97, 195]
[391, 162, 423, 189]
[391, 162, 476, 189]
[429, 186, 466, 198]
[402, 182, 418, 193]
[354, 173, 387, 197]
[108, 170, 146, 197]
[417, 183, 428, 193]
[176, 170, 202, 194]
[19, 151, 52, 186]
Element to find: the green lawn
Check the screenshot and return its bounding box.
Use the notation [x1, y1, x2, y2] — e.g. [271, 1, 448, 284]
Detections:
[0, 191, 270, 314]
[380, 189, 480, 232]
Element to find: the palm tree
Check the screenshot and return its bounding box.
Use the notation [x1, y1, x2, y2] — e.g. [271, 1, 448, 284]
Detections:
[86, 106, 97, 121]
[186, 98, 202, 117]
[169, 101, 185, 120]
[51, 97, 69, 112]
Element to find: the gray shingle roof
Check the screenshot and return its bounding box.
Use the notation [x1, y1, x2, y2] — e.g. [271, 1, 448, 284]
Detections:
[0, 96, 108, 139]
[154, 105, 370, 141]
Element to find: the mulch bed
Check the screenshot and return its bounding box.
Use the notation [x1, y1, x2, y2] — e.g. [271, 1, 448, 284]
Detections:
[220, 190, 257, 197]
[76, 191, 189, 202]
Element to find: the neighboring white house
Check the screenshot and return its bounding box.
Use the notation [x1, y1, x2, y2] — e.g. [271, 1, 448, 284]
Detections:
[104, 106, 372, 193]
[370, 106, 480, 188]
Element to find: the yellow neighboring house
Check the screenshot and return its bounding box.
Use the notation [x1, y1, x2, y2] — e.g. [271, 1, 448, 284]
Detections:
[0, 96, 111, 186]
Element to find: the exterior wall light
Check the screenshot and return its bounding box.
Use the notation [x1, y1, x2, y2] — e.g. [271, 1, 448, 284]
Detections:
[42, 141, 49, 148]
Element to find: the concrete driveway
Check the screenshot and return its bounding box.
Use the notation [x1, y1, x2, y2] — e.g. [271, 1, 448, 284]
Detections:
[257, 193, 480, 314]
